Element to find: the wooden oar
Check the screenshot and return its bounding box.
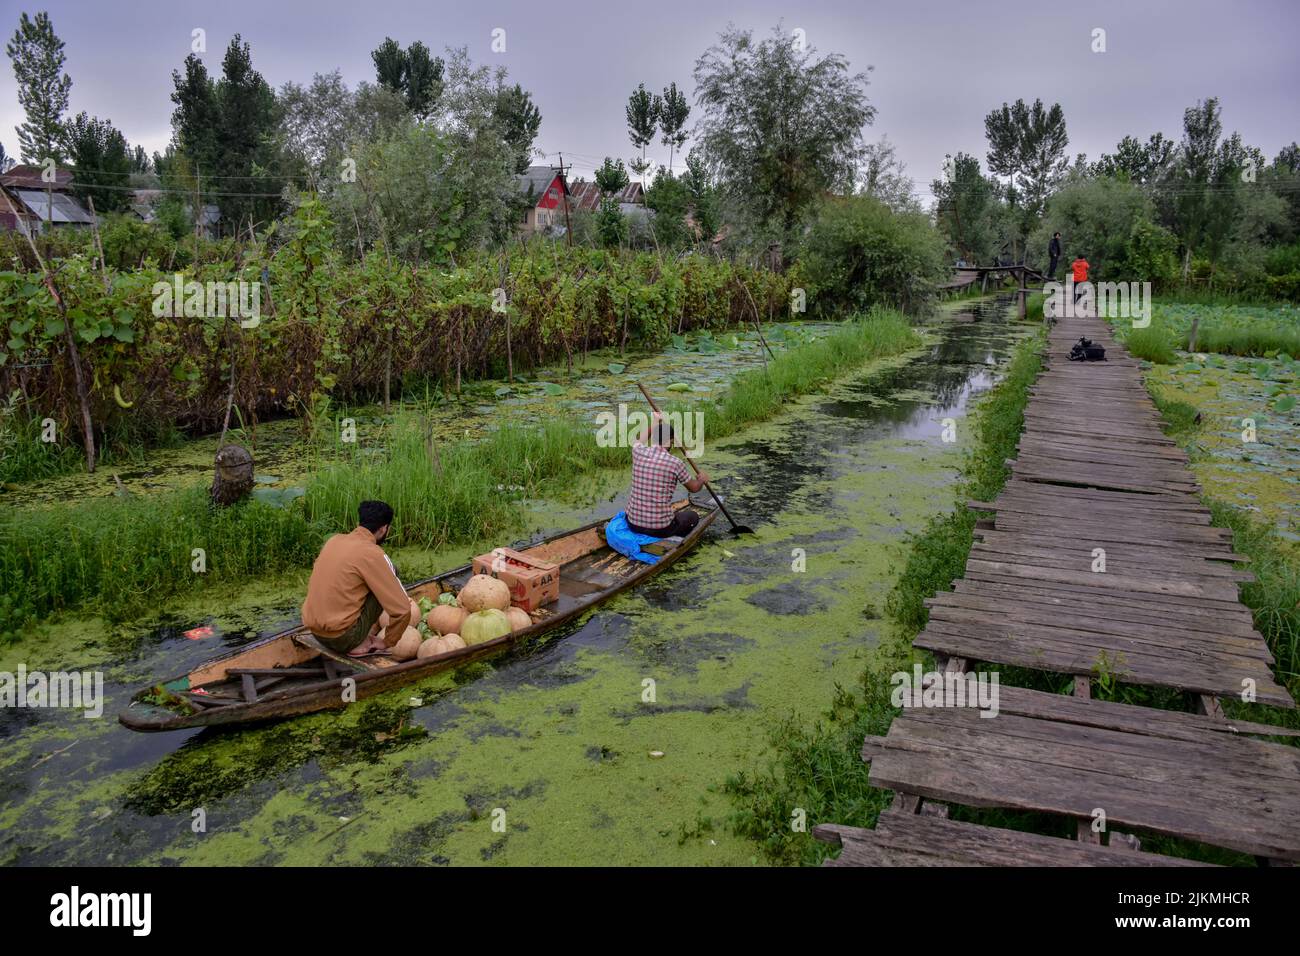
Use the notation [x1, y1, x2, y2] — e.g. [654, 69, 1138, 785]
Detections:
[637, 382, 754, 535]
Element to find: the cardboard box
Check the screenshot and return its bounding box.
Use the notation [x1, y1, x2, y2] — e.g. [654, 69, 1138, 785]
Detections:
[472, 548, 560, 612]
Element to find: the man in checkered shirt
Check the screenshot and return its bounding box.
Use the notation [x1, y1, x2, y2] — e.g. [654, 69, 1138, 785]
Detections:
[626, 413, 710, 537]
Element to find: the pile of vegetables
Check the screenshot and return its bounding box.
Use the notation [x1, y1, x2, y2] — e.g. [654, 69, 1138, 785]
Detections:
[389, 574, 536, 662]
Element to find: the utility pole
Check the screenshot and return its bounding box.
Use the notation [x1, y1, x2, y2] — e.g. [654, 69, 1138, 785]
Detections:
[557, 153, 573, 248]
[194, 167, 202, 263]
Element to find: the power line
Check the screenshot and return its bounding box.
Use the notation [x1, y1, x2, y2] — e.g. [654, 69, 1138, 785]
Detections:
[13, 180, 289, 199]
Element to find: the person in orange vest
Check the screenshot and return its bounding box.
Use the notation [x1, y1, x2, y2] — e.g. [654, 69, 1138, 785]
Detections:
[1071, 255, 1089, 303]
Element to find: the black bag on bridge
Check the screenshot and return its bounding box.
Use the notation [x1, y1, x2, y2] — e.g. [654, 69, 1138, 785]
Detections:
[1069, 337, 1106, 361]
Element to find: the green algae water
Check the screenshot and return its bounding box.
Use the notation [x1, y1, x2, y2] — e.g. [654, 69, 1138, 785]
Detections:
[0, 298, 1032, 866]
[1147, 353, 1300, 544]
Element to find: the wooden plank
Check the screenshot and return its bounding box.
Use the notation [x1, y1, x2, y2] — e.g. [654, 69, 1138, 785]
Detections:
[925, 603, 1272, 660]
[813, 814, 1212, 867]
[826, 309, 1300, 866]
[959, 571, 1254, 619]
[865, 710, 1300, 860]
[962, 559, 1241, 601]
[936, 683, 1299, 743]
[915, 621, 1293, 706]
[930, 588, 1262, 640]
[969, 542, 1253, 581]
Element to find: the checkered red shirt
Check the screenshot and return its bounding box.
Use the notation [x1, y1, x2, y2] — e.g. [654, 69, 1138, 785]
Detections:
[627, 442, 690, 529]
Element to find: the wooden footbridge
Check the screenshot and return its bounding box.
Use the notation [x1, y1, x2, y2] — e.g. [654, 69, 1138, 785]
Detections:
[940, 264, 1048, 295]
[815, 304, 1300, 866]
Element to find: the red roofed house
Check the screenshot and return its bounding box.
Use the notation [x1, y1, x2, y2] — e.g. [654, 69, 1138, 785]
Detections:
[516, 165, 569, 234]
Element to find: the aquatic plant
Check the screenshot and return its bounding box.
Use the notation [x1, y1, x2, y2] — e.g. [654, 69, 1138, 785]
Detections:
[1109, 302, 1300, 361]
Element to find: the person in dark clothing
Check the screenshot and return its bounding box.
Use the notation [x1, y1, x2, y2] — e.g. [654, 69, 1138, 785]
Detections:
[1048, 232, 1062, 279]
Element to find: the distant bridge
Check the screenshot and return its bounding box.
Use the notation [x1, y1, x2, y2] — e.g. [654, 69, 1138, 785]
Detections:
[939, 264, 1049, 293]
[940, 264, 1051, 318]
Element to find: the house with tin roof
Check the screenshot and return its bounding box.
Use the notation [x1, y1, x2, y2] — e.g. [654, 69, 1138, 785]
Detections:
[0, 164, 95, 233]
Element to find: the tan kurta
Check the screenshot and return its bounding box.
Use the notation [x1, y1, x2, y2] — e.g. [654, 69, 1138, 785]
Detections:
[302, 527, 411, 646]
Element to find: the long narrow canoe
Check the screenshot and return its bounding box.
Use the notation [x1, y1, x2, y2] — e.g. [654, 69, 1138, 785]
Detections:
[120, 500, 717, 732]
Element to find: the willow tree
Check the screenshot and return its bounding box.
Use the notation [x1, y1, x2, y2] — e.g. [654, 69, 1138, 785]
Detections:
[692, 24, 875, 244]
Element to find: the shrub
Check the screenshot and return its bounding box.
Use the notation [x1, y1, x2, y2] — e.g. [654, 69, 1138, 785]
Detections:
[796, 194, 949, 316]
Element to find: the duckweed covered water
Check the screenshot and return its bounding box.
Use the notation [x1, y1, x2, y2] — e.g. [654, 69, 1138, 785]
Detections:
[0, 298, 1034, 866]
[1147, 351, 1300, 542]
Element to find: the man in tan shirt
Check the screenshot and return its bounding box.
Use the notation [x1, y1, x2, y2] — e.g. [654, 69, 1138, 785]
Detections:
[302, 500, 411, 656]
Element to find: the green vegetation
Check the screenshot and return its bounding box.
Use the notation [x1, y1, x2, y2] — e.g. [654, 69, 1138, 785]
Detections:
[1211, 503, 1300, 705]
[795, 195, 950, 315]
[0, 309, 918, 642]
[1182, 309, 1300, 357]
[696, 309, 920, 436]
[0, 199, 793, 454]
[0, 485, 323, 634]
[1122, 323, 1178, 364]
[725, 325, 1045, 864]
[932, 95, 1299, 302]
[1109, 301, 1299, 363]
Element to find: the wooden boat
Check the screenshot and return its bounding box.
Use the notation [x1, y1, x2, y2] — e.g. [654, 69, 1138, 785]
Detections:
[119, 500, 717, 732]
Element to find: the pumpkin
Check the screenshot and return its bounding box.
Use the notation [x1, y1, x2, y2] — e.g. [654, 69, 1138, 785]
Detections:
[426, 604, 467, 636]
[461, 608, 511, 645]
[392, 626, 422, 661]
[408, 599, 421, 626]
[458, 574, 511, 613]
[417, 633, 468, 658]
[506, 607, 532, 632]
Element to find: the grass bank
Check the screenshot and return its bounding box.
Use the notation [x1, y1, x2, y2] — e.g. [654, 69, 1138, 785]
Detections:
[0, 310, 920, 642]
[723, 327, 1045, 865]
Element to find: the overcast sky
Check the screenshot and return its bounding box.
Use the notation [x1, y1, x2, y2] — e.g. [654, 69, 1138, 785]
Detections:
[2, 0, 1297, 202]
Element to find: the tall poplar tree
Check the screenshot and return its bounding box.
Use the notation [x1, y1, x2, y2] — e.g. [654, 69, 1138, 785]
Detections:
[7, 11, 72, 163]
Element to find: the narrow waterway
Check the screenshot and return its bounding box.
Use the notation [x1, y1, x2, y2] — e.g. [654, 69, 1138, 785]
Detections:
[0, 296, 1032, 866]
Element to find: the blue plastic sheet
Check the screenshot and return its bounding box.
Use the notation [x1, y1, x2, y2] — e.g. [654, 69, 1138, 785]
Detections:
[604, 511, 662, 565]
